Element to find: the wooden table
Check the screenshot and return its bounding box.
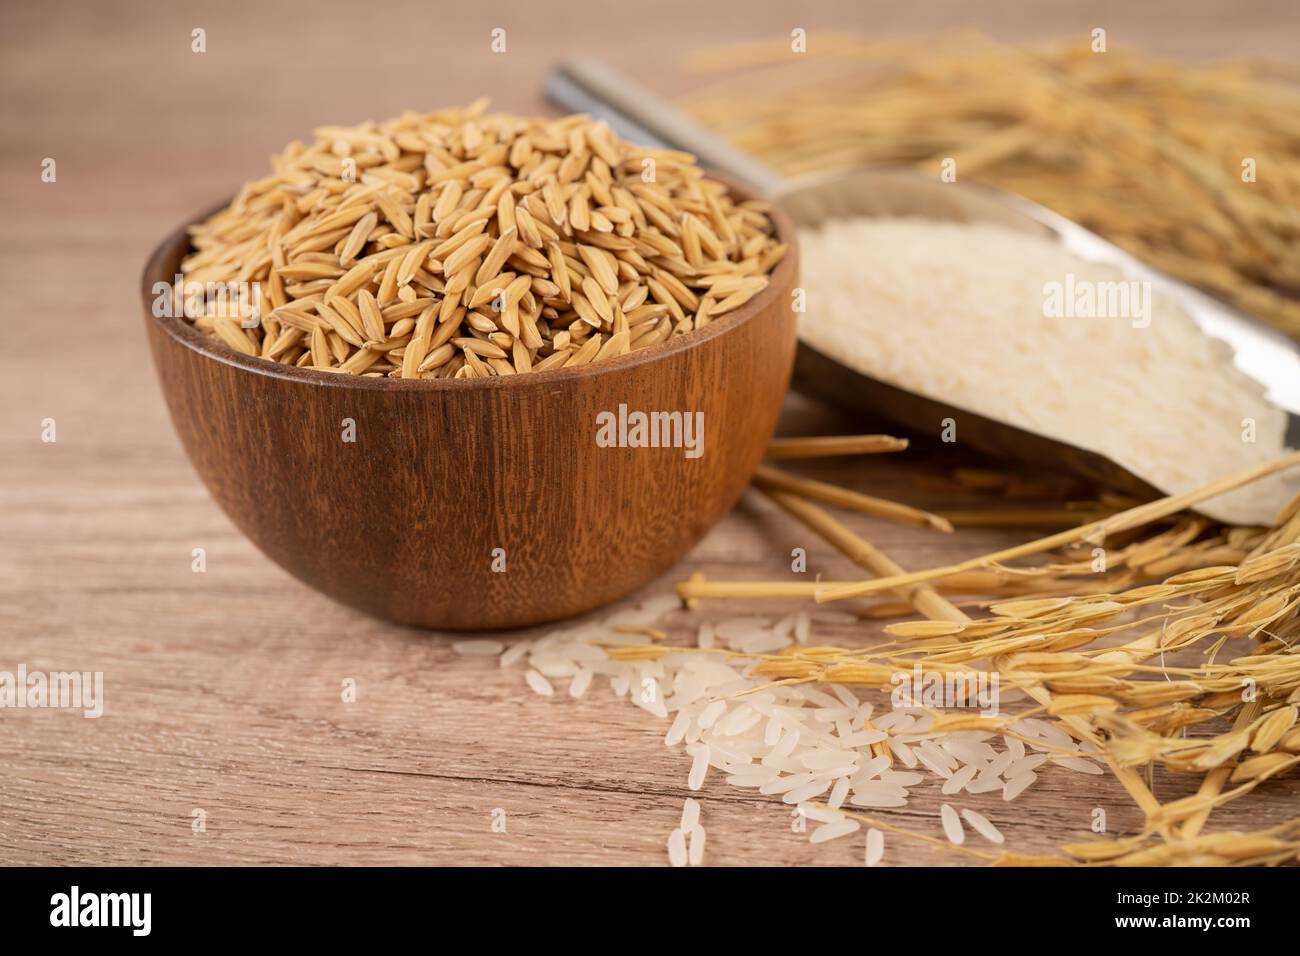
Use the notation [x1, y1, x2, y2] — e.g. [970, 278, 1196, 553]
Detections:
[3, 0, 1297, 866]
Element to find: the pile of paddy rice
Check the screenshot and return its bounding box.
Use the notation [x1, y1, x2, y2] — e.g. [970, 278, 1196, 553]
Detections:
[178, 103, 786, 377]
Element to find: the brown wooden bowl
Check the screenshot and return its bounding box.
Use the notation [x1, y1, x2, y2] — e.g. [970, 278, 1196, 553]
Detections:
[141, 188, 798, 630]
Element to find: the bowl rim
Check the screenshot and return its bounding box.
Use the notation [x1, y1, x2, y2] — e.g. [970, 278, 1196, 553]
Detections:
[141, 178, 798, 391]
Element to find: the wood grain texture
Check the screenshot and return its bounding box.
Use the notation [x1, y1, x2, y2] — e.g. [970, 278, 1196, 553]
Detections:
[3, 0, 1298, 866]
[142, 193, 797, 630]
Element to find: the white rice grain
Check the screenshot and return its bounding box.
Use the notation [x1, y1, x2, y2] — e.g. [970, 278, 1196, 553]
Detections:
[961, 808, 1005, 844]
[498, 640, 532, 667]
[1055, 756, 1105, 775]
[810, 818, 861, 844]
[783, 779, 832, 804]
[940, 803, 965, 845]
[865, 827, 885, 866]
[942, 763, 979, 795]
[1003, 771, 1038, 801]
[1003, 734, 1025, 760]
[681, 797, 700, 831]
[688, 825, 706, 865]
[828, 776, 851, 810]
[524, 669, 554, 697]
[568, 667, 593, 698]
[667, 827, 687, 867]
[688, 745, 711, 791]
[452, 639, 504, 657]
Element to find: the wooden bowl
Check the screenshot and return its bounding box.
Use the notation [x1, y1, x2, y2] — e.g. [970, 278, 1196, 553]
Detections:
[140, 189, 798, 630]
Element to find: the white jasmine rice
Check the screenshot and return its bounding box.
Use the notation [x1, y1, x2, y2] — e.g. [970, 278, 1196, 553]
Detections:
[1003, 771, 1038, 801]
[940, 803, 965, 845]
[499, 641, 531, 667]
[680, 797, 700, 831]
[451, 639, 504, 656]
[799, 218, 1296, 525]
[568, 667, 593, 698]
[688, 825, 706, 865]
[1055, 756, 1107, 775]
[961, 808, 1006, 845]
[811, 818, 861, 844]
[667, 828, 687, 867]
[865, 828, 885, 866]
[503, 594, 1100, 864]
[524, 669, 553, 697]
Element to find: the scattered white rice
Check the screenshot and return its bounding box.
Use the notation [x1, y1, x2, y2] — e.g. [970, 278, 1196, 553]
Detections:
[800, 217, 1297, 525]
[680, 797, 700, 832]
[568, 667, 593, 698]
[667, 827, 687, 867]
[688, 825, 706, 865]
[961, 808, 1005, 845]
[451, 639, 504, 657]
[810, 818, 861, 844]
[942, 763, 979, 795]
[865, 827, 885, 866]
[499, 594, 1092, 864]
[939, 803, 965, 845]
[687, 744, 710, 791]
[966, 774, 1005, 795]
[501, 643, 534, 670]
[1055, 756, 1105, 775]
[524, 669, 553, 697]
[797, 803, 844, 824]
[1005, 754, 1048, 778]
[1003, 771, 1038, 801]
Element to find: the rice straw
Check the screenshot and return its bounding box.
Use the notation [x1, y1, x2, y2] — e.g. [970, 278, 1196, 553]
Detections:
[766, 434, 909, 459]
[814, 450, 1300, 603]
[754, 463, 953, 533]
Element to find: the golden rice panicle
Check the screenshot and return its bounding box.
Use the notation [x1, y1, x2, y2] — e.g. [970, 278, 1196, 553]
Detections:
[180, 104, 786, 378]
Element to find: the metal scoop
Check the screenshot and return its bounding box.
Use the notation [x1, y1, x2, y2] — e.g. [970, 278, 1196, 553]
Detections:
[546, 57, 1300, 508]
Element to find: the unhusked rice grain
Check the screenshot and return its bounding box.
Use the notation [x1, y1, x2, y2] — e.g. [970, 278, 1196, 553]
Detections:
[179, 105, 786, 379]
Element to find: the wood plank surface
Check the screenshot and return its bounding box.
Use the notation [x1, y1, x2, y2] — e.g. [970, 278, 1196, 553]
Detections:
[2, 0, 1297, 866]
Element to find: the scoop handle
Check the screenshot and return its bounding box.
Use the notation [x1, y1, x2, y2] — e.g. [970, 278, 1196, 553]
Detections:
[545, 57, 790, 199]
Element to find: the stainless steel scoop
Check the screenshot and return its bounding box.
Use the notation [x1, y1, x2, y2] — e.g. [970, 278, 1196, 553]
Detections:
[546, 57, 1300, 508]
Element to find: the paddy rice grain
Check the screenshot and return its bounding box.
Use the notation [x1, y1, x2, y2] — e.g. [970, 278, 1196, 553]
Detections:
[179, 104, 785, 379]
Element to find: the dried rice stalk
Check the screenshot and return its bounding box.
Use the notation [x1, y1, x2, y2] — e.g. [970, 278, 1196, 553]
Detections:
[815, 450, 1300, 603]
[766, 434, 909, 458]
[754, 463, 953, 533]
[683, 34, 1300, 340]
